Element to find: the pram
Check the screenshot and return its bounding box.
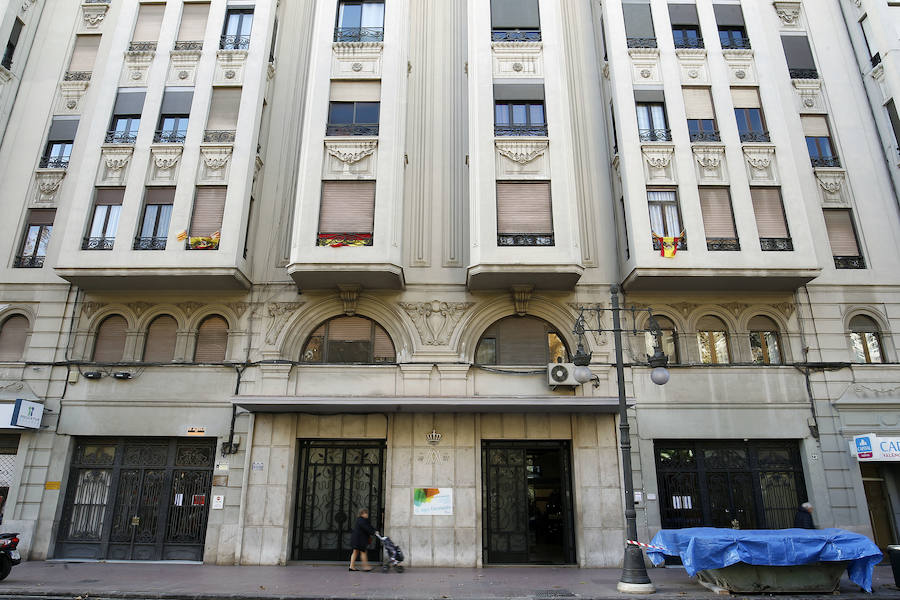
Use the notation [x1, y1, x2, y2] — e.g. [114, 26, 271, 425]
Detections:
[375, 532, 405, 573]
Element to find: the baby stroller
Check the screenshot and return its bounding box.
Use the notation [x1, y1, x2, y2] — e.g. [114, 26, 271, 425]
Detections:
[376, 532, 404, 573]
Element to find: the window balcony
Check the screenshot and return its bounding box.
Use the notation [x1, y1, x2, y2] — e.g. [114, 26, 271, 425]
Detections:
[128, 42, 157, 52]
[174, 41, 203, 51]
[325, 124, 379, 137]
[186, 236, 220, 250]
[626, 37, 658, 49]
[720, 38, 751, 50]
[834, 255, 865, 269]
[760, 237, 793, 251]
[639, 128, 672, 142]
[316, 233, 373, 247]
[203, 130, 236, 143]
[497, 233, 554, 247]
[63, 71, 92, 81]
[739, 131, 770, 143]
[38, 156, 70, 169]
[706, 238, 740, 251]
[133, 236, 167, 251]
[491, 29, 541, 42]
[674, 37, 704, 49]
[153, 130, 186, 144]
[83, 237, 114, 250]
[494, 124, 548, 137]
[13, 255, 44, 268]
[333, 27, 384, 43]
[690, 131, 721, 143]
[811, 156, 841, 168]
[105, 130, 137, 144]
[789, 68, 818, 79]
[652, 236, 687, 252]
[220, 35, 250, 50]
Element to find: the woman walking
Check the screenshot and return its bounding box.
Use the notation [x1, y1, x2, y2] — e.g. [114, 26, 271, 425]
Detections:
[349, 508, 375, 571]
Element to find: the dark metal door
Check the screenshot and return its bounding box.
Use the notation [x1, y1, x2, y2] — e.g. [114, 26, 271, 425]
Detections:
[292, 440, 385, 561]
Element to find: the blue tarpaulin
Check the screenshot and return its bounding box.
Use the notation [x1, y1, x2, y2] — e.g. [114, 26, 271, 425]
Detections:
[646, 528, 883, 592]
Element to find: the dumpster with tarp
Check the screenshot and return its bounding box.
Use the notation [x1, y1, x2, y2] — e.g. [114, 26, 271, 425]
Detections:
[646, 527, 883, 593]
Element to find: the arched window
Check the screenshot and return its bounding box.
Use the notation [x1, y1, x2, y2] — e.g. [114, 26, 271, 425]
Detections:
[697, 315, 729, 364]
[144, 315, 177, 362]
[850, 315, 884, 364]
[645, 315, 678, 364]
[475, 316, 568, 365]
[302, 316, 395, 364]
[0, 315, 28, 362]
[748, 315, 782, 365]
[93, 315, 127, 362]
[194, 315, 228, 362]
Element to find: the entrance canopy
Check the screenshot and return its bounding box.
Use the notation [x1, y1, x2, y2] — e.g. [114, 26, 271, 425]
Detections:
[233, 395, 628, 413]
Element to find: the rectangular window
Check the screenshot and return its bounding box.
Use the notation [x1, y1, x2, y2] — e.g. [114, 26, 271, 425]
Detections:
[335, 0, 385, 42]
[206, 87, 241, 139]
[623, 2, 656, 48]
[42, 117, 79, 168]
[222, 8, 253, 49]
[668, 4, 702, 49]
[156, 89, 193, 143]
[15, 209, 55, 268]
[781, 35, 818, 79]
[714, 4, 748, 49]
[188, 187, 226, 250]
[68, 35, 101, 75]
[496, 182, 554, 246]
[177, 3, 209, 45]
[886, 99, 900, 149]
[751, 187, 791, 251]
[318, 181, 376, 246]
[2, 18, 23, 70]
[824, 209, 865, 269]
[648, 190, 685, 250]
[85, 189, 123, 250]
[699, 187, 738, 250]
[636, 98, 670, 141]
[106, 89, 145, 143]
[860, 16, 880, 67]
[620, 197, 630, 259]
[683, 87, 718, 141]
[135, 188, 174, 250]
[802, 115, 839, 167]
[327, 81, 380, 136]
[132, 3, 165, 45]
[490, 0, 540, 41]
[732, 88, 768, 142]
[243, 197, 254, 259]
[494, 83, 546, 136]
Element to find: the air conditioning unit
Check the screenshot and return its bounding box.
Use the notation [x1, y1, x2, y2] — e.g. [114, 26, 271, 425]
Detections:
[548, 363, 580, 386]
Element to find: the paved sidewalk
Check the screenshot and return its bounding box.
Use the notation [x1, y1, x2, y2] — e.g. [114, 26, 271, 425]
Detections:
[0, 561, 898, 600]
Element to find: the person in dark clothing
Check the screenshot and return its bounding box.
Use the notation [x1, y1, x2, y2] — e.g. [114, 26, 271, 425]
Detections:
[349, 508, 375, 571]
[794, 502, 815, 529]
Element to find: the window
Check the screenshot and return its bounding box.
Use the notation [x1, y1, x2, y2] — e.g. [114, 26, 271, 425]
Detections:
[636, 92, 670, 141]
[93, 315, 127, 362]
[714, 4, 748, 49]
[887, 99, 900, 150]
[2, 18, 23, 70]
[781, 35, 818, 79]
[748, 316, 782, 365]
[42, 117, 79, 168]
[335, 1, 384, 42]
[669, 5, 702, 49]
[194, 315, 228, 362]
[318, 181, 375, 246]
[683, 88, 718, 142]
[155, 89, 193, 143]
[648, 190, 685, 250]
[206, 87, 241, 141]
[490, 0, 540, 41]
[15, 209, 55, 268]
[496, 182, 554, 246]
[699, 188, 738, 250]
[849, 315, 884, 364]
[750, 188, 791, 251]
[302, 316, 395, 364]
[732, 88, 768, 142]
[824, 209, 865, 269]
[623, 2, 656, 48]
[84, 189, 123, 250]
[802, 115, 839, 167]
[106, 89, 145, 143]
[0, 315, 28, 362]
[136, 188, 174, 250]
[327, 102, 380, 136]
[222, 9, 253, 49]
[177, 3, 209, 48]
[131, 4, 165, 48]
[475, 316, 567, 365]
[697, 315, 729, 364]
[67, 35, 101, 76]
[243, 197, 254, 259]
[860, 16, 880, 67]
[494, 83, 546, 136]
[143, 315, 177, 362]
[189, 187, 226, 250]
[645, 315, 678, 364]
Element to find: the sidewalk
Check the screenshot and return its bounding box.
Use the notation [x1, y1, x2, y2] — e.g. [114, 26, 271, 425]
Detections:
[0, 562, 898, 600]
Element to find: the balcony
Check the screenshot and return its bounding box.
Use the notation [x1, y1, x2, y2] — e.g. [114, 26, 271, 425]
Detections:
[317, 233, 373, 247]
[626, 37, 658, 49]
[153, 130, 186, 144]
[104, 130, 137, 144]
[639, 128, 672, 142]
[203, 130, 236, 143]
[133, 236, 166, 251]
[128, 42, 157, 52]
[63, 71, 92, 81]
[760, 238, 793, 252]
[789, 68, 818, 80]
[82, 237, 114, 251]
[652, 237, 687, 253]
[38, 156, 69, 169]
[870, 53, 882, 68]
[220, 35, 250, 50]
[497, 233, 554, 247]
[690, 131, 721, 143]
[333, 28, 384, 43]
[811, 156, 841, 168]
[834, 255, 865, 269]
[674, 37, 704, 50]
[706, 238, 740, 251]
[739, 131, 770, 143]
[720, 38, 751, 50]
[13, 255, 44, 268]
[494, 124, 548, 137]
[326, 124, 379, 137]
[186, 236, 220, 251]
[174, 41, 203, 51]
[491, 29, 541, 42]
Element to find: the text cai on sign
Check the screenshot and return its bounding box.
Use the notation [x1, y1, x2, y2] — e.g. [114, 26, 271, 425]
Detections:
[851, 434, 900, 461]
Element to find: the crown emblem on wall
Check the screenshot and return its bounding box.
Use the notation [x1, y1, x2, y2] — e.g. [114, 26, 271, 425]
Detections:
[426, 429, 442, 445]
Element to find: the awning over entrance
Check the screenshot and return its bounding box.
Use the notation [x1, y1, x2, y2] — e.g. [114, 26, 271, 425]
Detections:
[233, 395, 629, 413]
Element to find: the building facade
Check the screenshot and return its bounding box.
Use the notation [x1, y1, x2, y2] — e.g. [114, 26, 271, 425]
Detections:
[0, 0, 895, 568]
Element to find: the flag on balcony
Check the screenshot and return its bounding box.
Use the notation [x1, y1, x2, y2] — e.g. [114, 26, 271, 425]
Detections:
[653, 232, 683, 258]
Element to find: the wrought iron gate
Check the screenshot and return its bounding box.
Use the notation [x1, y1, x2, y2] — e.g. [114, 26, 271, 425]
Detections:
[655, 440, 807, 530]
[292, 440, 385, 561]
[56, 438, 215, 560]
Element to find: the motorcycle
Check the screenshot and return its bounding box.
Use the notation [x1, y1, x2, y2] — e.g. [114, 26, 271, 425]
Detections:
[0, 533, 21, 580]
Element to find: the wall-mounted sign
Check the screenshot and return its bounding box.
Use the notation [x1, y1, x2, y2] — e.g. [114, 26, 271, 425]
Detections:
[215, 461, 229, 471]
[45, 481, 60, 490]
[186, 426, 206, 436]
[850, 433, 900, 461]
[212, 495, 225, 510]
[11, 399, 43, 429]
[251, 461, 264, 471]
[413, 488, 453, 516]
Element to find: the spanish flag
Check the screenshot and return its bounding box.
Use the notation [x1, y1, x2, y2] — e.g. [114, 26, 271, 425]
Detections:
[653, 232, 683, 258]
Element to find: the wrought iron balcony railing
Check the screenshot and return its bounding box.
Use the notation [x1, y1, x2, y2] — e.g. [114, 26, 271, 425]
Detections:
[326, 124, 379, 136]
[174, 40, 203, 51]
[811, 156, 841, 168]
[1, 54, 12, 70]
[153, 130, 187, 144]
[491, 30, 541, 42]
[652, 237, 687, 251]
[13, 255, 44, 268]
[834, 255, 865, 269]
[134, 236, 167, 251]
[494, 124, 548, 137]
[789, 68, 818, 79]
[497, 233, 555, 247]
[720, 38, 751, 50]
[333, 27, 384, 43]
[317, 233, 373, 247]
[760, 237, 793, 251]
[203, 130, 236, 143]
[639, 128, 672, 142]
[128, 41, 157, 52]
[38, 156, 69, 169]
[690, 131, 721, 142]
[674, 37, 705, 49]
[220, 35, 251, 50]
[706, 238, 740, 251]
[739, 131, 770, 143]
[63, 71, 92, 81]
[83, 237, 115, 250]
[871, 53, 882, 68]
[105, 130, 137, 144]
[626, 37, 658, 49]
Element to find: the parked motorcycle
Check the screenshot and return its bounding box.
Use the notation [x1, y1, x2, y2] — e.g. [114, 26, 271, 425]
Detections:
[0, 533, 21, 580]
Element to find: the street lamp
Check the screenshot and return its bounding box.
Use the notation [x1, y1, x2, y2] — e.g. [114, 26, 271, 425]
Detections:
[572, 284, 670, 594]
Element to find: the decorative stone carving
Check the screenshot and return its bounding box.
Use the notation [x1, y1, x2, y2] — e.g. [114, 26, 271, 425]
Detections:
[20, 0, 36, 13]
[338, 285, 361, 316]
[215, 50, 248, 86]
[773, 2, 802, 28]
[148, 145, 183, 184]
[265, 302, 304, 345]
[34, 169, 66, 204]
[399, 301, 474, 346]
[0, 65, 11, 84]
[792, 78, 824, 113]
[718, 303, 747, 318]
[742, 144, 778, 185]
[168, 49, 202, 86]
[495, 139, 550, 179]
[57, 80, 90, 114]
[226, 302, 250, 318]
[723, 49, 757, 85]
[121, 50, 154, 87]
[870, 63, 888, 103]
[177, 302, 204, 316]
[97, 145, 134, 186]
[331, 42, 383, 79]
[511, 286, 534, 317]
[628, 47, 661, 85]
[814, 168, 850, 207]
[641, 144, 676, 185]
[198, 145, 233, 184]
[80, 2, 108, 32]
[692, 144, 728, 184]
[81, 301, 107, 317]
[670, 302, 699, 318]
[491, 41, 543, 78]
[323, 139, 378, 179]
[127, 302, 153, 316]
[675, 48, 708, 84]
[772, 302, 796, 319]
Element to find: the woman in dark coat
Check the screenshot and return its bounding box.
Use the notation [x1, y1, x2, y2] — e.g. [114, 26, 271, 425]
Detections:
[793, 502, 815, 529]
[349, 508, 375, 571]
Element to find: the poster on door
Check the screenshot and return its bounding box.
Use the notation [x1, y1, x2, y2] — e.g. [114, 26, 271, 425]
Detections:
[413, 488, 453, 515]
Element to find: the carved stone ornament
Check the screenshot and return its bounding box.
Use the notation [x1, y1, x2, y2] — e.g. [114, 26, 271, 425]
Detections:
[670, 302, 699, 318]
[177, 301, 204, 316]
[20, 0, 36, 13]
[772, 302, 796, 319]
[495, 139, 548, 165]
[81, 301, 107, 317]
[719, 303, 747, 318]
[35, 170, 66, 203]
[326, 140, 377, 165]
[511, 286, 534, 317]
[127, 302, 153, 316]
[154, 151, 181, 170]
[792, 78, 822, 112]
[82, 4, 108, 29]
[202, 147, 232, 170]
[265, 301, 305, 345]
[106, 156, 130, 171]
[773, 2, 802, 27]
[642, 144, 676, 184]
[338, 285, 361, 316]
[226, 302, 250, 318]
[696, 153, 720, 171]
[746, 155, 770, 170]
[399, 300, 474, 346]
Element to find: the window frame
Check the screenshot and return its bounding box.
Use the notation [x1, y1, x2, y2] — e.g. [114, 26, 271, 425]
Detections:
[16, 211, 54, 268]
[42, 141, 73, 168]
[718, 26, 749, 49]
[636, 102, 669, 141]
[672, 25, 703, 48]
[749, 330, 782, 365]
[326, 101, 380, 136]
[300, 316, 396, 364]
[155, 114, 190, 143]
[647, 189, 686, 250]
[335, 0, 385, 42]
[474, 316, 569, 366]
[222, 8, 253, 49]
[849, 316, 885, 364]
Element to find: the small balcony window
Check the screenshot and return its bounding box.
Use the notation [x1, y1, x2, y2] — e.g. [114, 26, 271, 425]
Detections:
[669, 5, 702, 48]
[824, 209, 865, 269]
[648, 190, 686, 251]
[749, 316, 782, 365]
[636, 102, 671, 142]
[2, 18, 23, 70]
[802, 115, 840, 168]
[15, 209, 55, 269]
[672, 27, 703, 49]
[496, 182, 554, 246]
[40, 141, 72, 169]
[221, 9, 253, 50]
[335, 0, 384, 42]
[155, 115, 189, 144]
[782, 35, 818, 79]
[684, 88, 719, 142]
[84, 189, 123, 250]
[327, 101, 380, 136]
[490, 0, 540, 41]
[714, 5, 749, 49]
[135, 188, 173, 250]
[718, 27, 750, 50]
[732, 88, 769, 142]
[106, 116, 140, 144]
[623, 3, 656, 48]
[494, 101, 547, 136]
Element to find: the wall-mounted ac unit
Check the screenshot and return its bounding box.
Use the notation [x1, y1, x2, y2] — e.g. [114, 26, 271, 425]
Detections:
[548, 363, 580, 386]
